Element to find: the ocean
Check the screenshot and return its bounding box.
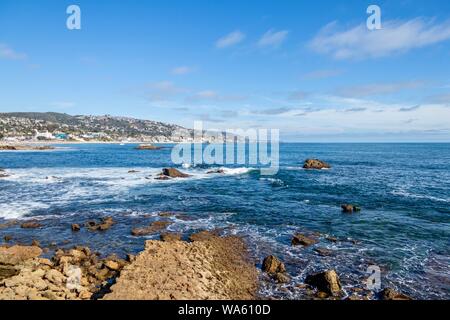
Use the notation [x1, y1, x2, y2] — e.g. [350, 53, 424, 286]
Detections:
[0, 143, 449, 299]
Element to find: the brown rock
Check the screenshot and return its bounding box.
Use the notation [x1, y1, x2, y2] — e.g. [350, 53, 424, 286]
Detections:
[160, 233, 182, 242]
[20, 221, 42, 229]
[303, 159, 331, 170]
[131, 221, 172, 236]
[3, 235, 13, 242]
[71, 224, 81, 232]
[0, 245, 43, 265]
[189, 230, 220, 242]
[379, 288, 412, 300]
[314, 247, 333, 256]
[262, 255, 286, 274]
[162, 168, 190, 178]
[31, 239, 40, 247]
[305, 270, 342, 296]
[86, 217, 114, 231]
[341, 204, 361, 213]
[0, 220, 17, 229]
[135, 144, 162, 150]
[291, 233, 317, 246]
[154, 174, 170, 180]
[273, 272, 290, 284]
[104, 260, 120, 271]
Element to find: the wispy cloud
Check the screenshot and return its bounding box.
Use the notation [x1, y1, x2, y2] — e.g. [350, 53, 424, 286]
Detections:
[251, 107, 293, 115]
[146, 81, 187, 102]
[171, 66, 194, 75]
[399, 105, 421, 112]
[257, 29, 289, 48]
[215, 30, 246, 48]
[0, 43, 27, 60]
[309, 18, 450, 59]
[336, 81, 423, 98]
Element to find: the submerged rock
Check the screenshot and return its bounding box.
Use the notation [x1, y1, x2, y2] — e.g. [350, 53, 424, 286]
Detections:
[314, 247, 333, 256]
[262, 255, 286, 274]
[341, 204, 361, 213]
[303, 159, 331, 170]
[131, 221, 172, 236]
[85, 217, 114, 231]
[20, 221, 42, 229]
[162, 168, 190, 178]
[379, 288, 412, 300]
[305, 270, 342, 296]
[291, 233, 317, 246]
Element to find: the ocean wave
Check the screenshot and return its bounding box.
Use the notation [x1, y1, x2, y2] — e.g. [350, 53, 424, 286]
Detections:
[391, 189, 450, 203]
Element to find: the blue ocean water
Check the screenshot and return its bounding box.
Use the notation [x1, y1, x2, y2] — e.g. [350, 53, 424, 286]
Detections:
[0, 143, 449, 299]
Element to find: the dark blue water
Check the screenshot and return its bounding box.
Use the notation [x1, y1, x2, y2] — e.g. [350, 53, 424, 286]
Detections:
[0, 143, 449, 299]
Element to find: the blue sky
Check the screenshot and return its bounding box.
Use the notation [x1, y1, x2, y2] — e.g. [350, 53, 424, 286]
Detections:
[1, 0, 450, 141]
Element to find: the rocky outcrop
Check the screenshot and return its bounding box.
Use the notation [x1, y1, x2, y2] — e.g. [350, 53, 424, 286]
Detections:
[160, 233, 182, 242]
[305, 270, 342, 296]
[0, 246, 43, 265]
[20, 221, 42, 229]
[134, 144, 162, 150]
[131, 220, 172, 236]
[341, 204, 361, 213]
[379, 288, 412, 300]
[303, 159, 331, 170]
[189, 230, 220, 242]
[262, 255, 286, 274]
[161, 168, 190, 178]
[0, 145, 55, 151]
[103, 235, 257, 300]
[291, 233, 317, 246]
[85, 217, 114, 231]
[0, 169, 9, 178]
[71, 224, 80, 232]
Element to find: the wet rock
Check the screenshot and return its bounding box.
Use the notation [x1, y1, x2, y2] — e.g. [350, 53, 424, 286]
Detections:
[162, 168, 190, 178]
[262, 255, 286, 274]
[3, 235, 12, 242]
[303, 159, 331, 170]
[0, 245, 43, 265]
[325, 236, 338, 243]
[291, 233, 317, 246]
[379, 288, 412, 300]
[189, 230, 220, 242]
[341, 204, 361, 213]
[206, 169, 225, 174]
[154, 174, 170, 180]
[0, 220, 17, 229]
[86, 217, 114, 231]
[128, 170, 140, 173]
[316, 291, 329, 299]
[31, 240, 40, 247]
[71, 224, 81, 232]
[314, 247, 333, 256]
[131, 221, 172, 236]
[158, 212, 174, 217]
[135, 144, 162, 150]
[160, 233, 182, 242]
[273, 272, 290, 284]
[305, 270, 342, 296]
[20, 221, 42, 229]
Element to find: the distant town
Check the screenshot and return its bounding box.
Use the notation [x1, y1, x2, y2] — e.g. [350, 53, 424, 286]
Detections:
[0, 112, 230, 143]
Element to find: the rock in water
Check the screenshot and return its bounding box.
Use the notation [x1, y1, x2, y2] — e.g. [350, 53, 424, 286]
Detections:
[162, 168, 190, 178]
[71, 224, 81, 232]
[135, 144, 162, 150]
[303, 159, 331, 170]
[20, 221, 42, 229]
[262, 255, 286, 274]
[160, 233, 182, 242]
[305, 270, 342, 296]
[291, 233, 317, 246]
[341, 204, 361, 213]
[379, 288, 412, 300]
[85, 217, 114, 231]
[131, 221, 172, 236]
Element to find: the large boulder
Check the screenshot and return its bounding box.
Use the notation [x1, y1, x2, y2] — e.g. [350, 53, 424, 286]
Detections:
[262, 255, 286, 274]
[303, 159, 331, 170]
[291, 233, 317, 246]
[305, 270, 342, 296]
[0, 245, 43, 265]
[379, 288, 412, 300]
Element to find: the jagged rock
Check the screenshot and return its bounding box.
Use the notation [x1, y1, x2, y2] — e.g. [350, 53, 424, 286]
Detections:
[379, 288, 412, 300]
[31, 240, 40, 247]
[71, 224, 81, 232]
[85, 217, 114, 231]
[3, 235, 12, 242]
[303, 159, 331, 170]
[162, 168, 190, 178]
[131, 221, 172, 236]
[341, 204, 361, 213]
[305, 270, 342, 296]
[0, 265, 19, 280]
[291, 233, 317, 246]
[314, 247, 333, 256]
[160, 233, 182, 242]
[0, 245, 43, 265]
[262, 255, 286, 274]
[104, 260, 120, 271]
[20, 221, 42, 229]
[273, 272, 290, 284]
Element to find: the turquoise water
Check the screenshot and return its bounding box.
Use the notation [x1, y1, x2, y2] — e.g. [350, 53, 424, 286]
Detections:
[0, 143, 449, 299]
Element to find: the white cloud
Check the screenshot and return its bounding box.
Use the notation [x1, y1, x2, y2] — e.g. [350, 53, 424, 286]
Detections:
[257, 29, 289, 48]
[309, 18, 450, 59]
[0, 43, 27, 60]
[215, 30, 246, 48]
[171, 66, 194, 75]
[336, 81, 424, 97]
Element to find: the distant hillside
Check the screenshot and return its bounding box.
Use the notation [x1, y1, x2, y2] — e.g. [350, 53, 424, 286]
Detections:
[0, 112, 194, 142]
